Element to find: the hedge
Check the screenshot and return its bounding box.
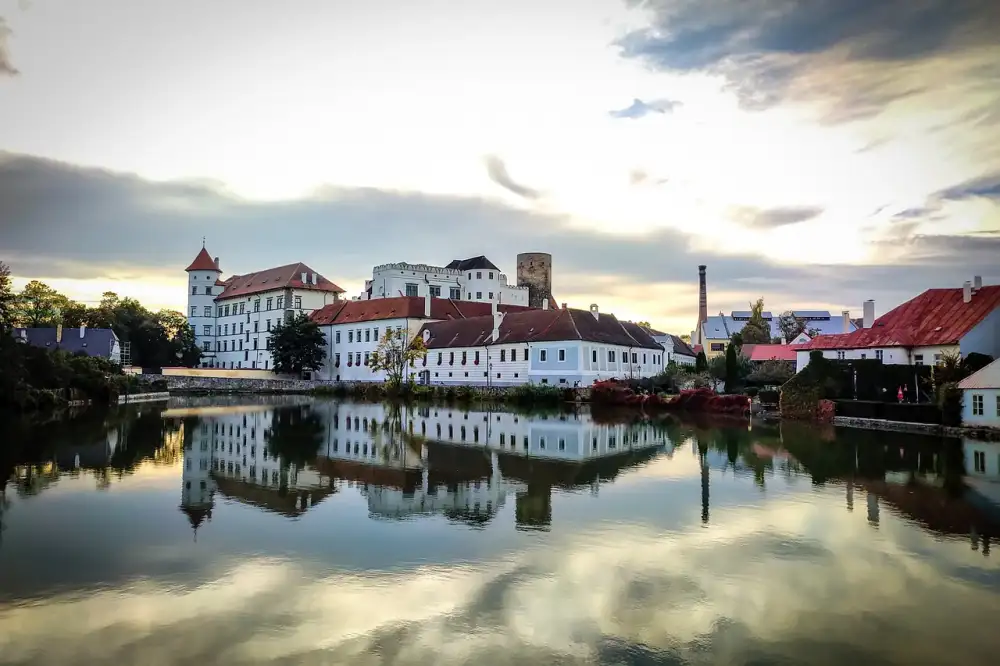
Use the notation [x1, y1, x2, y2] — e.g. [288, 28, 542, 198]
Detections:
[834, 400, 943, 424]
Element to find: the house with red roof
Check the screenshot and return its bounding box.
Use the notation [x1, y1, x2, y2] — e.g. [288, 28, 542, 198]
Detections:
[185, 246, 345, 370]
[308, 294, 535, 382]
[794, 278, 1000, 373]
[412, 302, 665, 387]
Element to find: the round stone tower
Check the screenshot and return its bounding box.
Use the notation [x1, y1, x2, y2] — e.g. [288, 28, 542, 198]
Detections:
[516, 252, 556, 309]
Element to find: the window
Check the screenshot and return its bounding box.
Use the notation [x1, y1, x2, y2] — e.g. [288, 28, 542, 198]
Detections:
[631, 353, 637, 364]
[476, 292, 482, 299]
[860, 353, 866, 360]
[364, 352, 370, 366]
[468, 293, 472, 300]
[449, 352, 454, 365]
[972, 394, 984, 416]
[540, 349, 547, 362]
[934, 353, 943, 364]
[204, 286, 212, 295]
[608, 350, 615, 362]
[254, 299, 260, 312]
[204, 306, 212, 317]
[202, 325, 211, 335]
[558, 349, 565, 362]
[191, 286, 197, 295]
[223, 340, 228, 351]
[914, 354, 924, 366]
[500, 349, 506, 362]
[334, 353, 340, 367]
[405, 283, 419, 297]
[468, 273, 473, 280]
[266, 297, 273, 310]
[239, 322, 244, 334]
[224, 305, 231, 316]
[224, 324, 229, 335]
[217, 306, 223, 317]
[294, 296, 302, 309]
[429, 285, 441, 297]
[335, 331, 341, 343]
[643, 353, 647, 364]
[349, 331, 354, 343]
[474, 351, 480, 364]
[373, 327, 379, 339]
[974, 450, 986, 473]
[190, 306, 197, 316]
[997, 395, 1000, 417]
[488, 292, 494, 300]
[875, 350, 883, 361]
[836, 351, 846, 360]
[450, 287, 461, 299]
[253, 338, 258, 349]
[477, 271, 482, 279]
[437, 352, 442, 365]
[253, 321, 258, 333]
[239, 302, 245, 314]
[365, 329, 370, 342]
[592, 349, 597, 363]
[710, 343, 725, 352]
[266, 319, 271, 331]
[511, 348, 517, 362]
[355, 352, 361, 365]
[203, 340, 212, 350]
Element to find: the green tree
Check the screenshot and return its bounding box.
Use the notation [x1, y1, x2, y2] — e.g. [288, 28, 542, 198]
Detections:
[777, 311, 806, 342]
[369, 327, 428, 387]
[740, 298, 771, 344]
[695, 350, 708, 372]
[0, 261, 16, 335]
[708, 353, 727, 386]
[747, 359, 795, 385]
[269, 313, 326, 375]
[16, 280, 62, 327]
[52, 294, 89, 327]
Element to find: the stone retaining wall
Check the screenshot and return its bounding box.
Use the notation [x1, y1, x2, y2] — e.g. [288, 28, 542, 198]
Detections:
[117, 392, 170, 405]
[832, 416, 1000, 441]
[146, 374, 330, 394]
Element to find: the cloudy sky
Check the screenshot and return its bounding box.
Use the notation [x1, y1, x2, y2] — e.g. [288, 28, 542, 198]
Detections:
[1, 0, 998, 334]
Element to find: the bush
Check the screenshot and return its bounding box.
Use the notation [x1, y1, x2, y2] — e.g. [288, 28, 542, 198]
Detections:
[936, 381, 963, 427]
[835, 399, 943, 424]
[744, 387, 759, 398]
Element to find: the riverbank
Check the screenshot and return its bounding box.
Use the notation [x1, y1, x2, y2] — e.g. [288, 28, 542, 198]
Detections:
[832, 415, 1000, 441]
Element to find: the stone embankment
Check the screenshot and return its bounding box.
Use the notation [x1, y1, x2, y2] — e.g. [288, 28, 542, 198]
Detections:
[832, 416, 1000, 441]
[145, 374, 326, 394]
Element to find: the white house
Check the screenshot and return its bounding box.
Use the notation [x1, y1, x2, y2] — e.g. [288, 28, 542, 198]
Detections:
[185, 246, 346, 370]
[359, 256, 529, 306]
[795, 279, 1000, 373]
[645, 327, 697, 366]
[959, 358, 1000, 429]
[309, 294, 535, 382]
[416, 303, 665, 387]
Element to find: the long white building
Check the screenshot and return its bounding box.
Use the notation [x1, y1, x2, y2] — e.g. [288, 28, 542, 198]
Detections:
[359, 256, 529, 307]
[185, 246, 346, 369]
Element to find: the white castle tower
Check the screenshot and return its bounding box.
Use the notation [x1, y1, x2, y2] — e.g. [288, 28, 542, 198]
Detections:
[185, 243, 222, 367]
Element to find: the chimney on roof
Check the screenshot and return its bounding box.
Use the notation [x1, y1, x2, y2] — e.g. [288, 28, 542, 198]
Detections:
[542, 298, 549, 310]
[973, 275, 983, 291]
[780, 336, 787, 345]
[964, 281, 972, 303]
[424, 291, 432, 318]
[561, 302, 567, 310]
[590, 303, 599, 320]
[214, 257, 220, 270]
[842, 310, 851, 334]
[491, 309, 504, 343]
[79, 323, 87, 339]
[863, 300, 875, 329]
[312, 272, 318, 285]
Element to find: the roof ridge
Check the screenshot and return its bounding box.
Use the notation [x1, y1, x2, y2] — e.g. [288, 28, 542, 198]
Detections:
[533, 308, 570, 342]
[566, 308, 582, 341]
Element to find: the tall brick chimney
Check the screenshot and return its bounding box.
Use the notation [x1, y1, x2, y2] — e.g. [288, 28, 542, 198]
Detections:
[696, 265, 708, 344]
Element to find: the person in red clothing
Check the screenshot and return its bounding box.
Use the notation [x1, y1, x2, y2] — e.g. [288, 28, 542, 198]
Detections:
[897, 386, 904, 403]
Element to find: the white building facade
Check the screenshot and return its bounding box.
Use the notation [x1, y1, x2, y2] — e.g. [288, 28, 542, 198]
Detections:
[959, 359, 1000, 430]
[185, 247, 345, 370]
[360, 256, 529, 307]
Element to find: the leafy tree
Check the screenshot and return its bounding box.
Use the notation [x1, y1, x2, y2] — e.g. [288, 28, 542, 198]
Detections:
[16, 280, 62, 327]
[740, 298, 771, 344]
[369, 326, 428, 387]
[708, 354, 727, 386]
[777, 311, 807, 342]
[679, 333, 691, 343]
[269, 313, 326, 375]
[695, 350, 708, 372]
[747, 359, 795, 385]
[636, 320, 652, 329]
[0, 261, 16, 335]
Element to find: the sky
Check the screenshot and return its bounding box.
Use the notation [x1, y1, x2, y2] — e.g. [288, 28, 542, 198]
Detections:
[1, 0, 998, 335]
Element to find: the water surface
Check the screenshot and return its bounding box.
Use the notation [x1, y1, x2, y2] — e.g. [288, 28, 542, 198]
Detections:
[2, 397, 999, 665]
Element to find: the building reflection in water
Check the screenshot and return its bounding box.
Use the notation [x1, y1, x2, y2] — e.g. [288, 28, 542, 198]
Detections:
[179, 402, 669, 533]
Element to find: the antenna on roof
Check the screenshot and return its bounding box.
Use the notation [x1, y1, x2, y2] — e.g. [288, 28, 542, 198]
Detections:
[202, 236, 206, 248]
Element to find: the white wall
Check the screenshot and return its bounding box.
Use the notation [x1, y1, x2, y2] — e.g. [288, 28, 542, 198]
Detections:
[365, 262, 529, 306]
[963, 388, 1000, 429]
[317, 317, 425, 382]
[795, 345, 960, 373]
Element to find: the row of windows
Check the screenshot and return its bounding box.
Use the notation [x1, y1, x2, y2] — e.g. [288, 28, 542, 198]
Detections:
[402, 284, 462, 299]
[210, 320, 271, 337]
[970, 394, 1000, 417]
[202, 360, 269, 370]
[835, 350, 940, 364]
[211, 338, 268, 352]
[335, 326, 406, 345]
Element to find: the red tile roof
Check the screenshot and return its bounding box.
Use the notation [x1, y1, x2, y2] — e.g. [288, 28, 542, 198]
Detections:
[185, 247, 221, 272]
[419, 307, 663, 350]
[798, 285, 1000, 350]
[309, 297, 534, 326]
[216, 263, 345, 300]
[740, 344, 799, 362]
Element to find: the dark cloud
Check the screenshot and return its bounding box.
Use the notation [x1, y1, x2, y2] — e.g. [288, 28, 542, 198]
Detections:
[936, 171, 1000, 202]
[609, 97, 681, 119]
[484, 155, 541, 200]
[0, 16, 18, 76]
[0, 152, 997, 323]
[732, 205, 824, 229]
[618, 0, 1000, 117]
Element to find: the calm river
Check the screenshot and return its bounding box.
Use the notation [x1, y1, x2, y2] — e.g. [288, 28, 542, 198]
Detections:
[2, 397, 1000, 665]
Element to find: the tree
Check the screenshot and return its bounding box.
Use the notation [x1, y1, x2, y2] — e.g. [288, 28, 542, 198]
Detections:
[695, 350, 708, 372]
[679, 333, 691, 343]
[636, 321, 652, 330]
[269, 313, 326, 375]
[708, 354, 727, 389]
[777, 311, 807, 343]
[740, 298, 771, 344]
[369, 327, 428, 387]
[0, 261, 15, 335]
[16, 280, 62, 327]
[747, 359, 795, 385]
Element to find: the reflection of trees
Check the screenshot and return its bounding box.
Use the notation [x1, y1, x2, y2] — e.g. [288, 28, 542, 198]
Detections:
[265, 406, 325, 469]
